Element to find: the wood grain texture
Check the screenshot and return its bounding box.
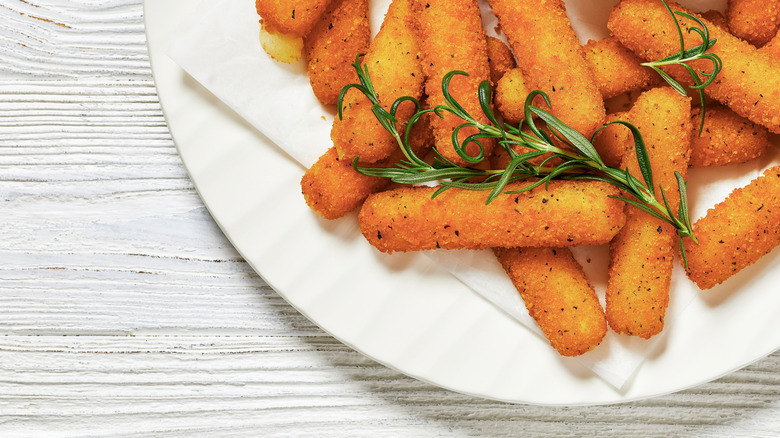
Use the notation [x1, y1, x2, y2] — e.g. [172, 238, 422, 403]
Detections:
[0, 0, 778, 436]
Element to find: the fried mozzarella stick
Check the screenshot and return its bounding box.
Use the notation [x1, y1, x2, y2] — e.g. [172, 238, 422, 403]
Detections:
[494, 68, 531, 125]
[412, 0, 495, 166]
[726, 0, 780, 47]
[494, 247, 607, 356]
[304, 0, 370, 105]
[608, 0, 780, 134]
[256, 0, 334, 63]
[302, 111, 433, 220]
[256, 0, 333, 36]
[689, 106, 771, 167]
[583, 37, 663, 100]
[606, 88, 692, 339]
[486, 38, 524, 123]
[358, 180, 626, 253]
[489, 0, 605, 138]
[332, 0, 424, 163]
[486, 36, 516, 85]
[594, 107, 771, 169]
[301, 148, 391, 220]
[684, 167, 780, 290]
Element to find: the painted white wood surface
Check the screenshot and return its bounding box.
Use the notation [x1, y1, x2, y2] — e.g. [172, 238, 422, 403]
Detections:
[0, 0, 778, 436]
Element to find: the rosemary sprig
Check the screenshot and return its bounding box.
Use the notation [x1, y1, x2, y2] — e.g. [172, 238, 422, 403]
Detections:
[641, 0, 723, 133]
[339, 58, 698, 262]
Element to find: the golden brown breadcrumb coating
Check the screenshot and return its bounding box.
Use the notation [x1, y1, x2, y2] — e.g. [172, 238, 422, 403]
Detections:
[583, 37, 663, 100]
[304, 0, 370, 105]
[358, 180, 626, 253]
[607, 209, 677, 339]
[689, 105, 771, 168]
[331, 0, 424, 163]
[486, 36, 516, 85]
[684, 167, 780, 289]
[494, 247, 607, 356]
[301, 147, 391, 220]
[255, 0, 334, 37]
[760, 32, 780, 58]
[489, 0, 605, 138]
[726, 0, 780, 47]
[699, 9, 728, 31]
[608, 0, 780, 135]
[412, 0, 495, 166]
[606, 87, 692, 339]
[494, 68, 530, 125]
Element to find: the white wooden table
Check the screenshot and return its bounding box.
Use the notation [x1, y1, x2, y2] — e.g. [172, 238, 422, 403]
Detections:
[1, 1, 778, 436]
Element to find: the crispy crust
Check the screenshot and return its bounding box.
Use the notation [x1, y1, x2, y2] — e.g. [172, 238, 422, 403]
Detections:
[494, 247, 607, 356]
[304, 0, 370, 105]
[760, 32, 780, 58]
[689, 105, 771, 168]
[608, 0, 780, 134]
[726, 0, 780, 46]
[684, 167, 780, 290]
[606, 87, 692, 339]
[607, 210, 677, 338]
[489, 0, 605, 138]
[255, 0, 334, 37]
[494, 68, 530, 125]
[621, 88, 692, 192]
[358, 180, 626, 253]
[301, 147, 390, 220]
[700, 9, 728, 31]
[486, 36, 516, 85]
[583, 37, 662, 100]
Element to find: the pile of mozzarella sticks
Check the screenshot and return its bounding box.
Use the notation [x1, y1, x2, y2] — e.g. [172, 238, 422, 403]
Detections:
[255, 0, 780, 357]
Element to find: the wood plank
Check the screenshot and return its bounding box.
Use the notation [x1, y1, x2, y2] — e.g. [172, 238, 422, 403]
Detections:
[0, 336, 777, 436]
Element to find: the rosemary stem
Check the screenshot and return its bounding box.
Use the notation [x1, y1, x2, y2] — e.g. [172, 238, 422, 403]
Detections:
[481, 124, 603, 168]
[643, 60, 691, 67]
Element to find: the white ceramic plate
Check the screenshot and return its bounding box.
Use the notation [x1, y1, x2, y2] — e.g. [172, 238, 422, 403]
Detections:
[144, 0, 780, 405]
